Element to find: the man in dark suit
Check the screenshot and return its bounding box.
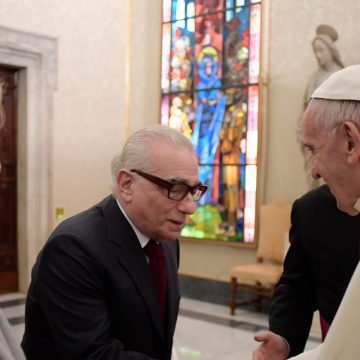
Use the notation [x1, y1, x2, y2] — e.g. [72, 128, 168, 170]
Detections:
[21, 125, 207, 360]
[253, 185, 359, 359]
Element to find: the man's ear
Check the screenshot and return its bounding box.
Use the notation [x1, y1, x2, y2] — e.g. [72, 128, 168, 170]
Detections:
[343, 121, 360, 165]
[116, 170, 133, 200]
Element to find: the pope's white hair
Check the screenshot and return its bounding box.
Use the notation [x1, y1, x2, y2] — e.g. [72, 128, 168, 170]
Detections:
[300, 99, 360, 140]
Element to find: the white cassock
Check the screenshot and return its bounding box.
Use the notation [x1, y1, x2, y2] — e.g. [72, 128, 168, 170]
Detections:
[289, 261, 360, 359]
[289, 346, 322, 359]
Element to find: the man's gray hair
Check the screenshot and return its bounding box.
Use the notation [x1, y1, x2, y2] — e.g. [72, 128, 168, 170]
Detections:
[301, 98, 360, 138]
[111, 124, 195, 192]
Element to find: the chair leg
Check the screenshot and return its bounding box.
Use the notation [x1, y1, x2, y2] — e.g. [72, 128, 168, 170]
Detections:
[255, 282, 262, 311]
[230, 277, 237, 315]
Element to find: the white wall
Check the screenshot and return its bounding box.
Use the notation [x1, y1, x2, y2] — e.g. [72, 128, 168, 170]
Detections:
[0, 0, 127, 217]
[0, 0, 164, 220]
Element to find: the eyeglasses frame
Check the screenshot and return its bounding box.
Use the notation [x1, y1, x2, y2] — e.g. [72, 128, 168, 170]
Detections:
[130, 169, 207, 202]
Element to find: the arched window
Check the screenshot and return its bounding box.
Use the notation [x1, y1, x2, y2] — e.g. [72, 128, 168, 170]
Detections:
[161, 0, 262, 244]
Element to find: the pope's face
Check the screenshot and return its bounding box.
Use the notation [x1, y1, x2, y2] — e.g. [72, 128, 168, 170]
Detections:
[302, 114, 360, 215]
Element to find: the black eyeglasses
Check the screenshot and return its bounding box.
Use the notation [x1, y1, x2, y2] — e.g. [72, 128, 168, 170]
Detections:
[131, 169, 207, 202]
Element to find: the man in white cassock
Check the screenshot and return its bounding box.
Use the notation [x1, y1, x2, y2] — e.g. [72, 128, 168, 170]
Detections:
[288, 64, 360, 359]
[254, 65, 360, 360]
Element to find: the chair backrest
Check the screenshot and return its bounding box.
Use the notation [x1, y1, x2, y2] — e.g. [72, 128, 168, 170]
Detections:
[257, 197, 292, 263]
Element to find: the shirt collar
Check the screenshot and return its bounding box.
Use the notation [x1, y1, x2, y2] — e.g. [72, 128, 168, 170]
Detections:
[354, 198, 360, 213]
[115, 199, 150, 249]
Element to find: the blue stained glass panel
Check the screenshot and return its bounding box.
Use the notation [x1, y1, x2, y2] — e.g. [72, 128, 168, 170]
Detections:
[161, 0, 261, 244]
[172, 0, 196, 20]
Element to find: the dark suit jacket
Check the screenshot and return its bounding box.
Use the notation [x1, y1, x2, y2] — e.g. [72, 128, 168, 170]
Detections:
[269, 185, 359, 358]
[21, 195, 180, 360]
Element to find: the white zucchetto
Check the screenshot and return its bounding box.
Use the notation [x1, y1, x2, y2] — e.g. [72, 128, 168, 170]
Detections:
[311, 64, 360, 101]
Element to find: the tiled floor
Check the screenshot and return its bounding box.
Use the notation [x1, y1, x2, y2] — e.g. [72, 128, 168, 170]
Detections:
[0, 292, 26, 345]
[0, 293, 321, 359]
[174, 298, 321, 359]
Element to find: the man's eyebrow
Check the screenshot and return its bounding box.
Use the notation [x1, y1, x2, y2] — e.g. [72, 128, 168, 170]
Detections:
[167, 176, 201, 185]
[167, 176, 187, 183]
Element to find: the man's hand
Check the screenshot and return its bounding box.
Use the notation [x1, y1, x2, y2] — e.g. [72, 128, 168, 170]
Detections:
[253, 331, 289, 360]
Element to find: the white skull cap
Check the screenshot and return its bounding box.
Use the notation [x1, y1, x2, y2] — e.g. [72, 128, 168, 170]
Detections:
[311, 64, 360, 101]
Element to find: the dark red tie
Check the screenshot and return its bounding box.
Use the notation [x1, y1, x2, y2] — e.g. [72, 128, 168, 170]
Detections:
[144, 240, 168, 324]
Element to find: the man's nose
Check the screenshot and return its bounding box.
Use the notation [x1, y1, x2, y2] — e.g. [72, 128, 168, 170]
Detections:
[311, 166, 321, 179]
[179, 193, 198, 215]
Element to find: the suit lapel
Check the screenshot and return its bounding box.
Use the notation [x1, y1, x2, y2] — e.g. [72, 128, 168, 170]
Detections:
[100, 196, 165, 340]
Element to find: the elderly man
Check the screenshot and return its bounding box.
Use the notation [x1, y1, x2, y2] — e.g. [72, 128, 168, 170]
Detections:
[258, 65, 360, 360]
[295, 64, 360, 360]
[21, 125, 207, 360]
[253, 64, 360, 360]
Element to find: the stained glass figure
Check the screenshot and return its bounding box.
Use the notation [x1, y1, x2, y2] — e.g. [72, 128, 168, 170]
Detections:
[161, 0, 262, 244]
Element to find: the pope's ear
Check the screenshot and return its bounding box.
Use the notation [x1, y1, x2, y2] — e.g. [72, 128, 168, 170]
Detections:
[116, 170, 133, 195]
[343, 121, 360, 165]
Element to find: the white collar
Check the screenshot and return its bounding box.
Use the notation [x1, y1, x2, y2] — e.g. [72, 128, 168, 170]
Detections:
[354, 198, 360, 213]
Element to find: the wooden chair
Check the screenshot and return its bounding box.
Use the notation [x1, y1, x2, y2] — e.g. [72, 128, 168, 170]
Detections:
[229, 198, 291, 315]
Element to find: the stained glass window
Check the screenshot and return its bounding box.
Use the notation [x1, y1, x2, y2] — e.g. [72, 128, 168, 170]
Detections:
[161, 0, 262, 244]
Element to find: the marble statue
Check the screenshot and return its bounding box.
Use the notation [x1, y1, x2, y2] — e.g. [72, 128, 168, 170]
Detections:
[302, 24, 344, 189]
